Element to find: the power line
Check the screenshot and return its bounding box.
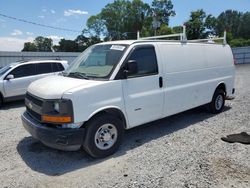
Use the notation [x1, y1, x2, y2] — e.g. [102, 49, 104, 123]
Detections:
[0, 13, 82, 33]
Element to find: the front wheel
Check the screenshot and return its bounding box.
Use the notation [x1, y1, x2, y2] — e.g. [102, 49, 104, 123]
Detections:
[83, 114, 124, 158]
[208, 89, 225, 114]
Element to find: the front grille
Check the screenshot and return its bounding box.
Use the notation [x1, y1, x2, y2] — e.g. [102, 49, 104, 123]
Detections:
[26, 92, 43, 106]
[26, 107, 42, 121]
[25, 92, 43, 122]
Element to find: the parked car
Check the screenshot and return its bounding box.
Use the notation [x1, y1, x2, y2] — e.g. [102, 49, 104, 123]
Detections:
[21, 34, 235, 158]
[0, 60, 68, 106]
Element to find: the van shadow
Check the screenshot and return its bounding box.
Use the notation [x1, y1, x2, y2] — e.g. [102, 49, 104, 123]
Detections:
[17, 105, 231, 176]
[1, 100, 25, 110]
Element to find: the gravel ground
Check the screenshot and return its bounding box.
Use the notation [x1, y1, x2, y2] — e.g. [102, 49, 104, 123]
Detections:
[0, 65, 250, 188]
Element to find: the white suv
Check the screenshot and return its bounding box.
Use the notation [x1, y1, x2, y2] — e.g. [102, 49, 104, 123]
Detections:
[0, 60, 68, 106]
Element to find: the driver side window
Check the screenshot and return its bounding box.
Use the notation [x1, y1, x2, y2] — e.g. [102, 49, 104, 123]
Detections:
[8, 64, 36, 79]
[127, 46, 158, 77]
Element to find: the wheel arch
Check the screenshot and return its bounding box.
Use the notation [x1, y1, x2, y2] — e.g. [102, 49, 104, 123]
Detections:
[86, 106, 127, 129]
[210, 82, 226, 102]
[215, 82, 227, 95]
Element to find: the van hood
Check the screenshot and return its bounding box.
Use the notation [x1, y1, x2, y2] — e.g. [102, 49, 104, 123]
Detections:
[27, 75, 101, 99]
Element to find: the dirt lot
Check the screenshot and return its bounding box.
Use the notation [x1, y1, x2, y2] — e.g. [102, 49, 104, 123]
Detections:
[0, 65, 250, 188]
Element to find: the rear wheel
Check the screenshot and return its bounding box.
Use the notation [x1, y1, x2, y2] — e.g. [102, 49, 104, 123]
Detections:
[83, 114, 124, 158]
[208, 89, 225, 114]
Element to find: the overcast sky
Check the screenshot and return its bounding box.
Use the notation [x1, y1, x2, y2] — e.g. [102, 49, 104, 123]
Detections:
[0, 0, 249, 51]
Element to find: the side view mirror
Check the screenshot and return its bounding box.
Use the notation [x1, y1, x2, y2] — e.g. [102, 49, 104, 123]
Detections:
[123, 60, 138, 78]
[6, 74, 14, 80]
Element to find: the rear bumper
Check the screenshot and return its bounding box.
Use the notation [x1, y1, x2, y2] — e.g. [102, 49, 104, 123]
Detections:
[21, 112, 85, 151]
[226, 96, 235, 100]
[226, 88, 236, 100]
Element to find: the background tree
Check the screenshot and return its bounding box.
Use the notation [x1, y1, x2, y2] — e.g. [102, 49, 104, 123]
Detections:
[204, 14, 217, 35]
[86, 0, 175, 39]
[34, 36, 53, 52]
[157, 24, 173, 35]
[22, 42, 37, 52]
[98, 0, 152, 40]
[185, 9, 207, 39]
[22, 37, 52, 52]
[216, 10, 242, 38]
[75, 34, 102, 51]
[172, 26, 183, 34]
[238, 12, 250, 39]
[86, 15, 106, 36]
[55, 39, 79, 52]
[151, 0, 175, 25]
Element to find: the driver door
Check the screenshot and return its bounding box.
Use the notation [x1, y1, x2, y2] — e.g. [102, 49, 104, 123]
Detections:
[121, 45, 164, 128]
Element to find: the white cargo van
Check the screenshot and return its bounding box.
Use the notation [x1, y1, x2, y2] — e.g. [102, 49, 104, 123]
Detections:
[22, 31, 235, 158]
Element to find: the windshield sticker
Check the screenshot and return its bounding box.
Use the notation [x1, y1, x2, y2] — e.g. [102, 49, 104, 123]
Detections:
[110, 45, 125, 51]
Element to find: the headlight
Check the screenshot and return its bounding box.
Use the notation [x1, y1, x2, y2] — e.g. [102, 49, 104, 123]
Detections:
[42, 99, 74, 124]
[54, 102, 60, 113]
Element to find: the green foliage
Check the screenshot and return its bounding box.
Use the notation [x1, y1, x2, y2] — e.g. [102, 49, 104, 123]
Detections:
[56, 39, 79, 52]
[97, 0, 152, 40]
[75, 35, 102, 51]
[22, 42, 37, 52]
[34, 36, 53, 52]
[185, 9, 207, 39]
[216, 10, 242, 38]
[87, 15, 106, 36]
[53, 35, 102, 52]
[22, 3, 250, 51]
[22, 36, 52, 52]
[238, 12, 250, 39]
[205, 14, 217, 35]
[229, 38, 250, 47]
[184, 9, 250, 47]
[172, 26, 183, 34]
[151, 0, 175, 25]
[157, 24, 173, 35]
[86, 0, 175, 40]
[226, 32, 233, 43]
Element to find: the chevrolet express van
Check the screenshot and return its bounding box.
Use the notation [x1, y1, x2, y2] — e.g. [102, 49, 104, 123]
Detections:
[22, 35, 235, 158]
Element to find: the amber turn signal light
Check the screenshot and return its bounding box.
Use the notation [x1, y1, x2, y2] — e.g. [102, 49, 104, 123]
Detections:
[42, 115, 72, 123]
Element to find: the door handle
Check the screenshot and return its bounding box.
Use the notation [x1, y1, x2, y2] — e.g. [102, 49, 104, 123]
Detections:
[159, 77, 163, 88]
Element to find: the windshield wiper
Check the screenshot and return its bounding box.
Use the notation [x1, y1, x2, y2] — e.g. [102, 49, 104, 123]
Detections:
[67, 72, 89, 79]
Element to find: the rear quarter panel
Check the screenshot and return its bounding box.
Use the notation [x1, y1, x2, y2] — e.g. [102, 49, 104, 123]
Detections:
[156, 43, 235, 117]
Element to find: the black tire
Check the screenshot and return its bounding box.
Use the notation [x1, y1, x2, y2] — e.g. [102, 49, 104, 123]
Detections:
[83, 114, 124, 158]
[208, 89, 225, 114]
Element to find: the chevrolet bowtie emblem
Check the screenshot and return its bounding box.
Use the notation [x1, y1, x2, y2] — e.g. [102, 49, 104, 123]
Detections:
[28, 102, 33, 109]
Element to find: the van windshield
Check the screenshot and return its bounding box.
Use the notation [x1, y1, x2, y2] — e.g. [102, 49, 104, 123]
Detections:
[65, 44, 128, 80]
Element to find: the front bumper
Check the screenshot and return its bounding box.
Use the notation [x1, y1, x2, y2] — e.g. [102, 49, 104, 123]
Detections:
[21, 112, 85, 151]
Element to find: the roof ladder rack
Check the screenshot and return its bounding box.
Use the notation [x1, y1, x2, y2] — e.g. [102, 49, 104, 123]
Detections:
[138, 25, 187, 42]
[189, 30, 227, 45]
[137, 26, 227, 45]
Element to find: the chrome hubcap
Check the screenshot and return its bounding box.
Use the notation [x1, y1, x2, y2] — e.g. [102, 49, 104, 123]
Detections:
[95, 124, 117, 150]
[215, 95, 223, 110]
